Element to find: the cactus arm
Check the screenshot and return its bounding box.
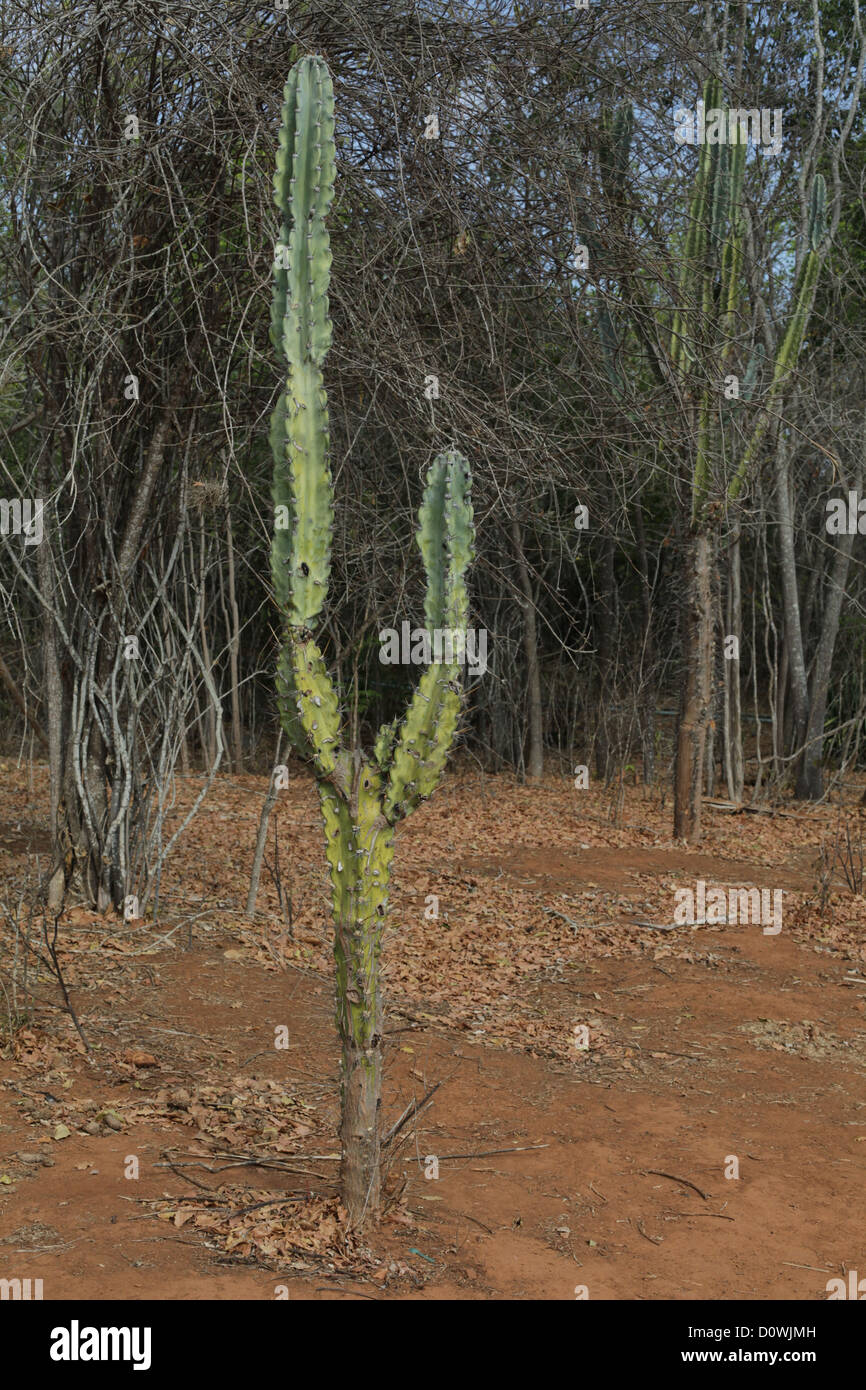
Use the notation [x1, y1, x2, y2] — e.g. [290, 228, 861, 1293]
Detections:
[740, 343, 764, 400]
[383, 450, 474, 822]
[280, 635, 347, 777]
[728, 176, 827, 500]
[670, 77, 720, 377]
[612, 101, 633, 190]
[600, 100, 633, 201]
[440, 449, 474, 630]
[720, 133, 746, 338]
[269, 65, 300, 354]
[372, 715, 399, 774]
[382, 664, 463, 822]
[271, 55, 336, 630]
[271, 56, 344, 784]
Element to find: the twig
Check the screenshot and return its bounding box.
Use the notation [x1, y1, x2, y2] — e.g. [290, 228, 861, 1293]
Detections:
[451, 1209, 493, 1234]
[435, 1144, 549, 1161]
[41, 913, 91, 1054]
[159, 1155, 217, 1190]
[382, 1083, 441, 1147]
[673, 1211, 734, 1220]
[642, 1169, 710, 1200]
[636, 1220, 663, 1245]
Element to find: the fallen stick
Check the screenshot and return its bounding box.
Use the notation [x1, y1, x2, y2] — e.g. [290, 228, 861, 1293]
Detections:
[642, 1169, 711, 1200]
[435, 1144, 549, 1161]
[674, 1211, 735, 1221]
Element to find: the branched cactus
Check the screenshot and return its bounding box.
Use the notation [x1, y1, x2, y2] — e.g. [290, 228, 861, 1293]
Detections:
[269, 55, 475, 1226]
[597, 79, 834, 840]
[654, 76, 829, 510]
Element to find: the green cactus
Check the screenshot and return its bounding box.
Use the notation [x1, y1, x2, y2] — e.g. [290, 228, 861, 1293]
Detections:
[727, 170, 827, 500]
[628, 75, 828, 514]
[269, 56, 475, 1227]
[595, 82, 834, 841]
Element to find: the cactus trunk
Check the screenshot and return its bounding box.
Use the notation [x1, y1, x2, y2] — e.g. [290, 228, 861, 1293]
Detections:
[268, 56, 474, 1227]
[319, 774, 394, 1222]
[320, 781, 394, 1218]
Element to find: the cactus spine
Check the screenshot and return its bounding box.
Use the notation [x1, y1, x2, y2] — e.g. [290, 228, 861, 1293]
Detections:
[270, 56, 475, 1226]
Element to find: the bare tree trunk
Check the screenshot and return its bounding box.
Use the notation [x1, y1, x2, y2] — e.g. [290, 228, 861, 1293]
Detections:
[778, 636, 790, 766]
[225, 510, 244, 775]
[704, 710, 716, 799]
[674, 532, 713, 841]
[635, 497, 656, 786]
[594, 536, 616, 782]
[511, 516, 543, 780]
[797, 463, 862, 798]
[773, 434, 810, 769]
[198, 516, 217, 768]
[37, 496, 66, 912]
[246, 733, 282, 915]
[724, 520, 744, 801]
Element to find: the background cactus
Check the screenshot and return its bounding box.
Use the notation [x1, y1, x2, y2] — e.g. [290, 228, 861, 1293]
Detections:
[270, 55, 475, 1226]
[597, 78, 832, 838]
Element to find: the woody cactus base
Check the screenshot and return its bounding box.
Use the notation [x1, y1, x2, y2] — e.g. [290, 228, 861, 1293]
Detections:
[269, 55, 474, 1226]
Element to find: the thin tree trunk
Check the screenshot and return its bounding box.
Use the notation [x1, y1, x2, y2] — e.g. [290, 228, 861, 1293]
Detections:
[773, 433, 809, 767]
[634, 498, 656, 786]
[674, 532, 713, 841]
[198, 517, 217, 767]
[511, 516, 543, 780]
[797, 463, 862, 798]
[724, 520, 744, 801]
[37, 490, 66, 912]
[246, 732, 282, 915]
[778, 636, 790, 766]
[225, 510, 244, 774]
[594, 536, 616, 782]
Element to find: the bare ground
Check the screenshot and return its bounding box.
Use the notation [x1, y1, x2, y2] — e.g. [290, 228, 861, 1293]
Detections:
[1, 765, 864, 1300]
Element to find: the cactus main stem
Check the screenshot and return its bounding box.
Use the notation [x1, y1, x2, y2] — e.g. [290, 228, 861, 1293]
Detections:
[319, 773, 394, 1222]
[333, 861, 387, 1218]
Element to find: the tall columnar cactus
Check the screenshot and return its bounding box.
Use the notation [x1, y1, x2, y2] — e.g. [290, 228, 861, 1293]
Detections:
[658, 77, 828, 514]
[269, 55, 475, 1227]
[596, 79, 831, 840]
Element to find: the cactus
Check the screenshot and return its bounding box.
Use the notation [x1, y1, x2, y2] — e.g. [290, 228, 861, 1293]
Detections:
[596, 82, 833, 841]
[599, 79, 827, 518]
[269, 56, 475, 1227]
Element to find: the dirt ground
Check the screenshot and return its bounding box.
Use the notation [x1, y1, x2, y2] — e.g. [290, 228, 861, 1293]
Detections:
[1, 762, 865, 1300]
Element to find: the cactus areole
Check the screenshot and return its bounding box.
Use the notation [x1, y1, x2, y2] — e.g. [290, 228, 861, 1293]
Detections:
[269, 56, 475, 1227]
